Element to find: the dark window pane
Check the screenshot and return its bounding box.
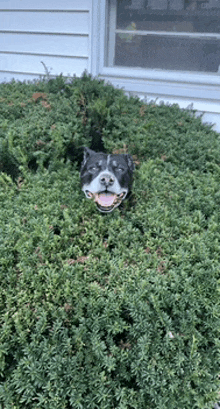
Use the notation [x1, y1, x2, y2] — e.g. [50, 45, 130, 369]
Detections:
[115, 34, 220, 72]
[107, 0, 220, 72]
[117, 0, 220, 34]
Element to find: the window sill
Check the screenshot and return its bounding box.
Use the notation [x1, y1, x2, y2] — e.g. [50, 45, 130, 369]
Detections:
[101, 66, 220, 86]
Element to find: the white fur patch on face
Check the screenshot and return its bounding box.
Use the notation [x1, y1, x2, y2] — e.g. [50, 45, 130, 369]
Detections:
[82, 169, 128, 198]
[81, 149, 134, 212]
[82, 166, 128, 212]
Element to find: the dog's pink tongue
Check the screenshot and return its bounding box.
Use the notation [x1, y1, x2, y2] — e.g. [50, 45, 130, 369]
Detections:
[97, 193, 116, 207]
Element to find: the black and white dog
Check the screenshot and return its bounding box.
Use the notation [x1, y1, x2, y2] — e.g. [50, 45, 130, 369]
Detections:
[80, 148, 135, 213]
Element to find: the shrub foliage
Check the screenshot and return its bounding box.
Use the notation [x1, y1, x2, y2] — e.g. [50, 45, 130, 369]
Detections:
[0, 74, 220, 409]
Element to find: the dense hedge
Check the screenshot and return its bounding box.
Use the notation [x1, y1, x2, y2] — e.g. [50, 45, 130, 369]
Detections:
[0, 74, 220, 409]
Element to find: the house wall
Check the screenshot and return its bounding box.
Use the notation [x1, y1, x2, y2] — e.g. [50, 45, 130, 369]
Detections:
[0, 0, 91, 82]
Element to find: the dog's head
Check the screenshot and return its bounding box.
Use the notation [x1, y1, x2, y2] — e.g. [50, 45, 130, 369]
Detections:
[80, 148, 135, 213]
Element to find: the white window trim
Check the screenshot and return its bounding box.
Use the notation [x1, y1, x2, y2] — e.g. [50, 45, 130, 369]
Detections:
[91, 0, 220, 115]
[114, 30, 220, 40]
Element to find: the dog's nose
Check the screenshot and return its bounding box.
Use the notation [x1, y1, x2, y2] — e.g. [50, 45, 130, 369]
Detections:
[100, 173, 115, 186]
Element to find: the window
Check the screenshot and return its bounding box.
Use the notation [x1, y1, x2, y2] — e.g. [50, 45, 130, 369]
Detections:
[106, 0, 220, 73]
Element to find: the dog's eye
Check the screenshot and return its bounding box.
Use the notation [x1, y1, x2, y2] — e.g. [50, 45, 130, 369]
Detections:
[89, 166, 98, 172]
[112, 162, 124, 172]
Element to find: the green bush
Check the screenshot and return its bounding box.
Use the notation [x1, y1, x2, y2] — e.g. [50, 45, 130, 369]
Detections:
[0, 74, 220, 409]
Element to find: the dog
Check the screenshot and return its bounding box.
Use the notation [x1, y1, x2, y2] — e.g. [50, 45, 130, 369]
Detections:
[80, 148, 135, 213]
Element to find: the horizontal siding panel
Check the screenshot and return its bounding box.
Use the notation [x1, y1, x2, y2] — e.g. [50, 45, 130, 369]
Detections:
[0, 11, 89, 34]
[0, 53, 88, 77]
[0, 0, 91, 11]
[0, 72, 43, 82]
[0, 33, 89, 57]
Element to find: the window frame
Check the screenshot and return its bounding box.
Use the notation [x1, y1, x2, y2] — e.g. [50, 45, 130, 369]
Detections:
[91, 0, 220, 110]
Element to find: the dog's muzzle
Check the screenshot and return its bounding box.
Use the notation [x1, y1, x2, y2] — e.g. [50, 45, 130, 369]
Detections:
[85, 190, 127, 213]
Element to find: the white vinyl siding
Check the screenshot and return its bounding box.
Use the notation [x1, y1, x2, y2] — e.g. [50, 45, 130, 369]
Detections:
[0, 0, 91, 81]
[0, 0, 91, 10]
[0, 33, 88, 57]
[0, 11, 89, 34]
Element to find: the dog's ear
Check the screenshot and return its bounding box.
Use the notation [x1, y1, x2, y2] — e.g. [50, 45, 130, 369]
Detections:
[82, 147, 96, 165]
[124, 154, 135, 173]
